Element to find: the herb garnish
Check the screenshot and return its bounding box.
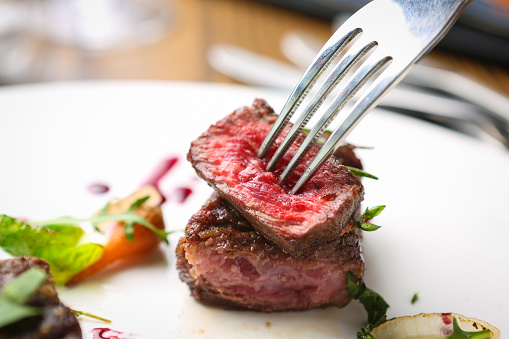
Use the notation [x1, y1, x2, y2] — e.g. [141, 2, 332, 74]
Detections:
[71, 309, 112, 323]
[411, 292, 419, 304]
[347, 272, 390, 339]
[346, 166, 379, 180]
[0, 195, 175, 284]
[302, 128, 378, 179]
[0, 268, 46, 328]
[0, 215, 104, 284]
[354, 206, 385, 231]
[30, 196, 173, 244]
[446, 317, 492, 339]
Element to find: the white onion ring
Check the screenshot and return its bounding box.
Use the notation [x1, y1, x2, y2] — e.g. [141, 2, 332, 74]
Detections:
[370, 313, 501, 339]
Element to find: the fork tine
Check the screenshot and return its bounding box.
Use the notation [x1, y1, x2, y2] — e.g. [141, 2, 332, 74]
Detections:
[261, 0, 473, 193]
[291, 57, 412, 194]
[279, 48, 393, 187]
[266, 37, 378, 173]
[256, 28, 362, 159]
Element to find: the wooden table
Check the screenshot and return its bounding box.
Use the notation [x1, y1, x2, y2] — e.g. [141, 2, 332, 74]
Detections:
[8, 0, 509, 98]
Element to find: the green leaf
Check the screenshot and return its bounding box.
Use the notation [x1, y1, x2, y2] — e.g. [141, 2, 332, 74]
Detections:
[92, 202, 110, 233]
[361, 205, 386, 221]
[30, 194, 172, 244]
[1, 268, 47, 304]
[0, 215, 104, 284]
[31, 214, 173, 245]
[359, 288, 389, 326]
[446, 317, 492, 339]
[411, 292, 419, 304]
[357, 324, 376, 339]
[123, 196, 152, 241]
[345, 166, 379, 180]
[0, 297, 43, 328]
[358, 222, 381, 232]
[0, 268, 47, 328]
[347, 272, 390, 330]
[38, 244, 104, 285]
[354, 206, 385, 232]
[128, 196, 150, 212]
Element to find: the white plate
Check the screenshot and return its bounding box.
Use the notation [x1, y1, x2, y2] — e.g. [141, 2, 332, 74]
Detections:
[0, 81, 507, 338]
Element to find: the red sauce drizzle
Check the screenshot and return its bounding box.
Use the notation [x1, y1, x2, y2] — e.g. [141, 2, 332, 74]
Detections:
[86, 156, 195, 205]
[174, 186, 193, 203]
[87, 183, 110, 194]
[140, 157, 179, 203]
[91, 328, 136, 339]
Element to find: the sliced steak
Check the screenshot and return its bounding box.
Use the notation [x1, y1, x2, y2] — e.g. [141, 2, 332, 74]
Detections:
[0, 257, 82, 339]
[177, 194, 365, 312]
[187, 99, 364, 256]
[333, 145, 363, 170]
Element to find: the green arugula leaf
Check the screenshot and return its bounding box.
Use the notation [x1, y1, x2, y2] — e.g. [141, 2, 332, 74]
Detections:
[123, 196, 151, 241]
[92, 202, 110, 233]
[30, 195, 173, 244]
[354, 206, 385, 232]
[0, 215, 104, 284]
[0, 268, 47, 328]
[446, 317, 492, 339]
[347, 271, 390, 337]
[128, 196, 150, 212]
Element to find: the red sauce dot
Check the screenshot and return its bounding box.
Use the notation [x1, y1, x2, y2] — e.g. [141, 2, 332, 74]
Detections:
[91, 328, 136, 339]
[442, 313, 453, 325]
[87, 183, 110, 194]
[175, 187, 193, 203]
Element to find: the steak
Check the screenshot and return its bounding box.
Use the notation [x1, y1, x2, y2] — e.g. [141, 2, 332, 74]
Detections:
[0, 257, 82, 339]
[187, 99, 364, 256]
[176, 194, 365, 312]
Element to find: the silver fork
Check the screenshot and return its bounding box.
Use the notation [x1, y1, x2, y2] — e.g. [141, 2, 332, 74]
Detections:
[257, 0, 472, 194]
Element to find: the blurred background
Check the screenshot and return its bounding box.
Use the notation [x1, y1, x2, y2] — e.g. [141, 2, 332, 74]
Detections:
[1, 0, 509, 98]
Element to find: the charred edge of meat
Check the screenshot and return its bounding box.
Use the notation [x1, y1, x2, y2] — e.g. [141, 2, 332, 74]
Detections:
[176, 194, 365, 312]
[0, 256, 82, 339]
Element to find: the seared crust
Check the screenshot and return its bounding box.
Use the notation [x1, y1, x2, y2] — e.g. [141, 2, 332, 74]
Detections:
[0, 257, 82, 339]
[176, 194, 365, 312]
[187, 99, 364, 257]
